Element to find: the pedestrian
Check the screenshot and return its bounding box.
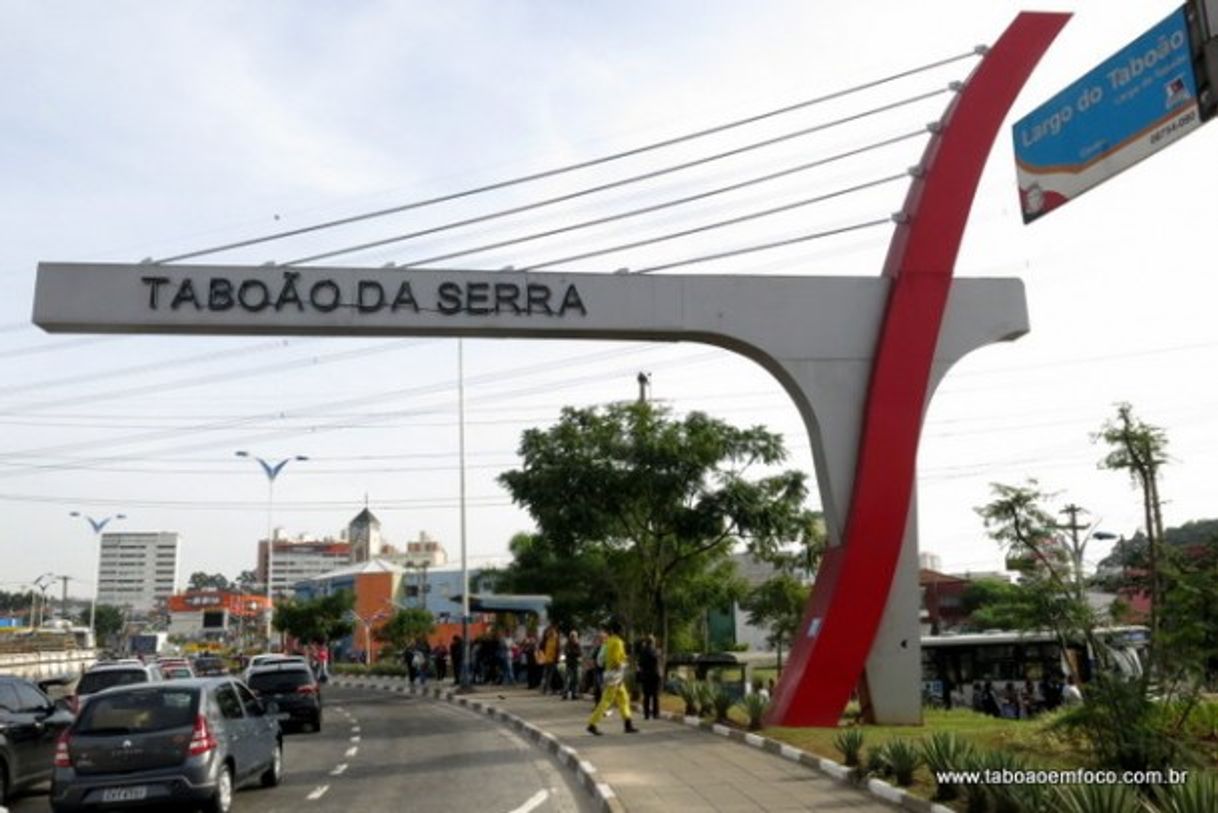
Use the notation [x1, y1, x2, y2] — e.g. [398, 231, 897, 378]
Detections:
[404, 644, 418, 685]
[524, 634, 539, 689]
[1062, 674, 1083, 706]
[434, 643, 448, 682]
[450, 635, 464, 685]
[589, 631, 606, 704]
[636, 634, 661, 720]
[539, 624, 559, 695]
[499, 632, 515, 685]
[562, 630, 582, 700]
[981, 681, 1001, 717]
[587, 620, 637, 735]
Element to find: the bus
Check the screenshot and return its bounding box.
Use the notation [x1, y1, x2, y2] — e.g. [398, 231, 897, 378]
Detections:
[920, 626, 1148, 711]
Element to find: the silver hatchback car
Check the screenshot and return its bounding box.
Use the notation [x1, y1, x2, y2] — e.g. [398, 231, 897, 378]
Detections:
[50, 677, 282, 813]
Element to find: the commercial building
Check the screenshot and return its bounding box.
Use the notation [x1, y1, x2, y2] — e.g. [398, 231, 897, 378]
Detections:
[96, 531, 180, 613]
[256, 534, 351, 597]
[166, 590, 271, 642]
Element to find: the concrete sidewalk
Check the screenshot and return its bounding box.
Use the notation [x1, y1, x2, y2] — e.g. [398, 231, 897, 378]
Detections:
[356, 677, 895, 813]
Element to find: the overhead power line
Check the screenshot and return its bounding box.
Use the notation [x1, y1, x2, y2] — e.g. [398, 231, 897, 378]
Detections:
[151, 50, 979, 265]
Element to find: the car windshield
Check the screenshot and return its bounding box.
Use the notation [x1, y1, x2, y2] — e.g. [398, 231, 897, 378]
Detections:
[248, 670, 313, 693]
[77, 669, 148, 695]
[165, 667, 193, 679]
[76, 688, 197, 734]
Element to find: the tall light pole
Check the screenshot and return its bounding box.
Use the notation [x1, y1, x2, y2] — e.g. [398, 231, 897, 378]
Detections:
[33, 572, 55, 627]
[458, 338, 471, 689]
[236, 450, 308, 650]
[69, 511, 126, 640]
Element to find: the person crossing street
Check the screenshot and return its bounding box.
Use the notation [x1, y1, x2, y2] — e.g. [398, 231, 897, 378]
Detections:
[586, 619, 638, 736]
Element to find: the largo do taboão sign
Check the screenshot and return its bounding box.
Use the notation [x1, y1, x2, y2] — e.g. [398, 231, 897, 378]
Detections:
[1013, 4, 1212, 222]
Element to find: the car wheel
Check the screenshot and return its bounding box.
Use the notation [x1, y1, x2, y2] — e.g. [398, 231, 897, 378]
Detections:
[312, 711, 322, 732]
[206, 763, 234, 813]
[0, 759, 8, 806]
[261, 742, 283, 788]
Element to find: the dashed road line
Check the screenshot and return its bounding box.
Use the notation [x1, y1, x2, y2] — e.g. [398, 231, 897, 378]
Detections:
[506, 789, 550, 813]
[350, 725, 360, 733]
[330, 764, 348, 776]
[345, 746, 359, 758]
[306, 785, 330, 801]
[350, 735, 361, 743]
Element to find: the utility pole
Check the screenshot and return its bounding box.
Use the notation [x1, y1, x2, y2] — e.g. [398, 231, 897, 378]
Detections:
[1059, 503, 1088, 599]
[636, 371, 651, 403]
[59, 575, 71, 622]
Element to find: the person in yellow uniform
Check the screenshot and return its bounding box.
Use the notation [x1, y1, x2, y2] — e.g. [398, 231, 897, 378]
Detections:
[586, 619, 638, 735]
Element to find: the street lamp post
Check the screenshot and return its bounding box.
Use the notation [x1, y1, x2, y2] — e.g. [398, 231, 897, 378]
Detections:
[33, 572, 55, 627]
[236, 450, 308, 650]
[457, 338, 471, 690]
[69, 512, 126, 639]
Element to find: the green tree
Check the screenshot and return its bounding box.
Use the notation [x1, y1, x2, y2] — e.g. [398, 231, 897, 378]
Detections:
[493, 531, 619, 632]
[376, 608, 436, 658]
[741, 572, 809, 670]
[187, 571, 231, 591]
[76, 604, 124, 644]
[273, 591, 354, 645]
[234, 570, 259, 593]
[1095, 402, 1169, 672]
[499, 401, 817, 659]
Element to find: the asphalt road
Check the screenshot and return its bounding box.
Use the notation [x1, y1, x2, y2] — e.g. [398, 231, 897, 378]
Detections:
[6, 685, 592, 813]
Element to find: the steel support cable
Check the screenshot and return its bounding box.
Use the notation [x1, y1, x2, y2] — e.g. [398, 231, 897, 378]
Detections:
[632, 219, 894, 275]
[151, 51, 979, 264]
[0, 491, 512, 511]
[0, 337, 116, 361]
[517, 173, 907, 271]
[283, 88, 949, 266]
[395, 130, 927, 268]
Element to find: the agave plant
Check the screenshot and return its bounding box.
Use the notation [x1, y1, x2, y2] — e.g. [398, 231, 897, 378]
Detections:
[1052, 783, 1144, 813]
[833, 727, 865, 767]
[880, 739, 922, 787]
[921, 731, 970, 801]
[1153, 772, 1218, 813]
[696, 680, 716, 717]
[739, 692, 768, 731]
[676, 679, 700, 716]
[711, 685, 734, 723]
[978, 749, 1028, 813]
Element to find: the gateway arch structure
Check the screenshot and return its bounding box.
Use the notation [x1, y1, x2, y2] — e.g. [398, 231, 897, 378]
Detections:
[32, 12, 1069, 726]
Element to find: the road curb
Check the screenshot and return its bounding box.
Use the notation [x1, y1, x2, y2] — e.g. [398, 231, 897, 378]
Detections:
[652, 708, 953, 813]
[332, 676, 625, 813]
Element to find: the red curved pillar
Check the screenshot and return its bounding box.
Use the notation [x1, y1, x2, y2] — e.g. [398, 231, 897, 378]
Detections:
[768, 12, 1071, 727]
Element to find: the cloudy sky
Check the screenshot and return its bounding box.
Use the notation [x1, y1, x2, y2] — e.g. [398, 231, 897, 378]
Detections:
[3, 1, 1215, 600]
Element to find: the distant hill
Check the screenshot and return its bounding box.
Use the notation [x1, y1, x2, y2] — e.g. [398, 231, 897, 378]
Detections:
[1097, 518, 1218, 570]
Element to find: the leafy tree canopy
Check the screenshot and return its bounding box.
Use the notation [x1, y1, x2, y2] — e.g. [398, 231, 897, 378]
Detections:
[273, 591, 354, 644]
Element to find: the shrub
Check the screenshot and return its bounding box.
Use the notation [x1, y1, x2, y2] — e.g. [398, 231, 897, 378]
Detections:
[921, 732, 970, 801]
[880, 739, 921, 787]
[833, 727, 864, 767]
[1153, 771, 1218, 813]
[739, 692, 768, 731]
[676, 680, 700, 716]
[370, 662, 408, 676]
[696, 681, 716, 718]
[1052, 783, 1143, 813]
[976, 749, 1026, 813]
[711, 685, 734, 723]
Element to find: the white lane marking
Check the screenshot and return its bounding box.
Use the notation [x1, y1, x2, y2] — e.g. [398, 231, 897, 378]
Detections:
[506, 789, 549, 813]
[349, 735, 361, 743]
[330, 764, 348, 776]
[345, 746, 358, 757]
[350, 725, 360, 733]
[307, 785, 330, 800]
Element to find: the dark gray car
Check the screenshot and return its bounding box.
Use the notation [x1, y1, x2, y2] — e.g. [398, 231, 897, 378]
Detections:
[50, 678, 282, 813]
[0, 675, 75, 805]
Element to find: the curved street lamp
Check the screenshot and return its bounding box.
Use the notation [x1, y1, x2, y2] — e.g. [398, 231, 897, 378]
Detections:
[236, 450, 308, 649]
[70, 511, 126, 639]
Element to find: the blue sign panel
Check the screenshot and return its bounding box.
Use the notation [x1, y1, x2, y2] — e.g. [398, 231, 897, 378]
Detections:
[1013, 6, 1201, 222]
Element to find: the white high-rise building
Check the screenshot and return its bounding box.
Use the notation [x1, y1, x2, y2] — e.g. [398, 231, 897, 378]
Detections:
[97, 531, 180, 612]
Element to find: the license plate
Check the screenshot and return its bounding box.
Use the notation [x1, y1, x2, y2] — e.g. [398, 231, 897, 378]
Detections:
[101, 786, 148, 803]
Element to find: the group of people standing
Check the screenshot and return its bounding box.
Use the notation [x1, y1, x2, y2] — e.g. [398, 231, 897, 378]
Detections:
[426, 619, 664, 736]
[968, 673, 1083, 719]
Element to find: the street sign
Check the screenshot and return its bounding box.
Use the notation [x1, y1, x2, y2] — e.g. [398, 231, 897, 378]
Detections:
[1013, 5, 1202, 222]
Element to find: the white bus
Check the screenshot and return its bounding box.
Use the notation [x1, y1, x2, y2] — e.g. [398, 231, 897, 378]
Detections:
[920, 626, 1148, 712]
